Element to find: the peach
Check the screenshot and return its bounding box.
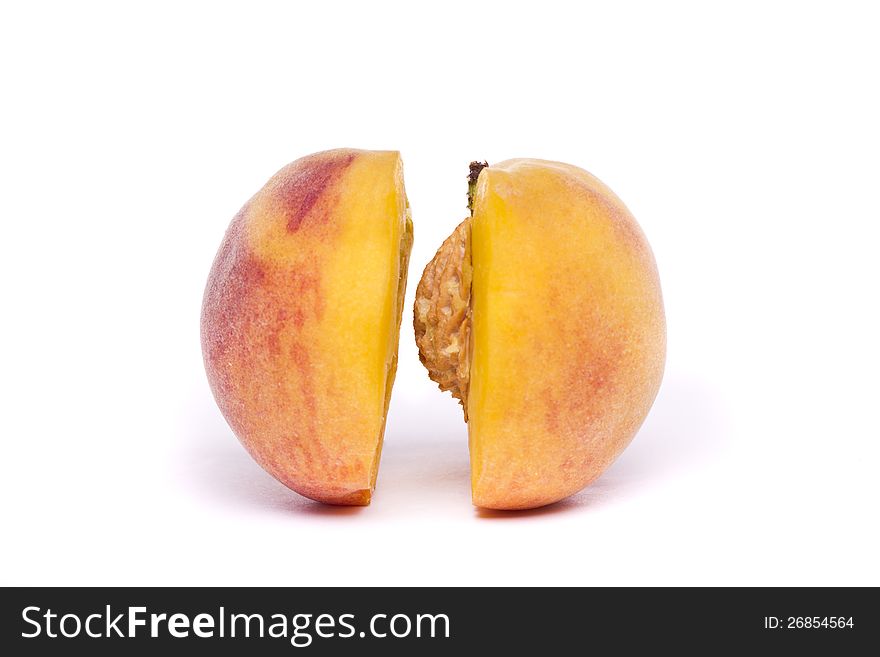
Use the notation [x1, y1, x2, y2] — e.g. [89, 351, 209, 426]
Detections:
[201, 149, 412, 505]
[415, 160, 665, 510]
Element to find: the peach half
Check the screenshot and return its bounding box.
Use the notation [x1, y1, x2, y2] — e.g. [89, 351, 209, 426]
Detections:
[201, 149, 412, 505]
[415, 160, 666, 510]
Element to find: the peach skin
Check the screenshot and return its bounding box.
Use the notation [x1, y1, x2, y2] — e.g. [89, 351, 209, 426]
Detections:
[415, 160, 665, 510]
[202, 149, 412, 505]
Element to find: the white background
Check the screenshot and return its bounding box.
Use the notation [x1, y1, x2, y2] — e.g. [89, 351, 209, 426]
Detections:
[2, 1, 878, 586]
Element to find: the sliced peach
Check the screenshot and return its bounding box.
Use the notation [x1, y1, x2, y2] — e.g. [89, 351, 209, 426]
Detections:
[202, 149, 412, 505]
[416, 159, 665, 510]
